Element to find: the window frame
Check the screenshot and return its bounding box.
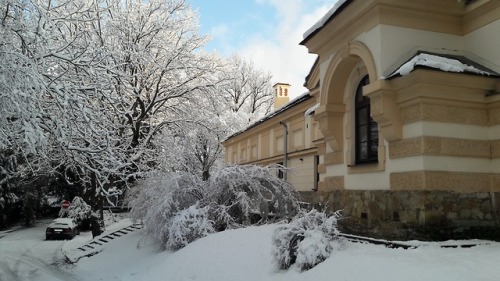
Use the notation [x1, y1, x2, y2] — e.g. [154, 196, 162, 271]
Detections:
[354, 75, 379, 164]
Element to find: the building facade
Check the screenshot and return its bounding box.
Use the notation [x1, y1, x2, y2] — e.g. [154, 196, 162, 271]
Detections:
[223, 0, 500, 240]
[223, 83, 323, 193]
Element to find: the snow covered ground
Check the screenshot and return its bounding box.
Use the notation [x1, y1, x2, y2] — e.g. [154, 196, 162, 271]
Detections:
[0, 219, 80, 281]
[2, 217, 500, 281]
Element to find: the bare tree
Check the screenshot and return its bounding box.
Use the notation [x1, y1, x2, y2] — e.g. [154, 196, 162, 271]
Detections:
[0, 0, 222, 206]
[154, 54, 275, 181]
[219, 55, 274, 119]
[0, 0, 277, 220]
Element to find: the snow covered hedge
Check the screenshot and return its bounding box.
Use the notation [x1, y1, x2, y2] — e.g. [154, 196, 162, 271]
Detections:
[166, 203, 215, 250]
[207, 165, 300, 226]
[129, 165, 301, 251]
[59, 196, 92, 222]
[272, 209, 342, 271]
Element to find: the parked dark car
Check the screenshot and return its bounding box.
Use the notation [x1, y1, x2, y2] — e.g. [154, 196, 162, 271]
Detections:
[45, 218, 80, 240]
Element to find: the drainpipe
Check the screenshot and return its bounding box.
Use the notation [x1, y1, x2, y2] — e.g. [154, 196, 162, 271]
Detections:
[490, 192, 498, 226]
[279, 121, 288, 181]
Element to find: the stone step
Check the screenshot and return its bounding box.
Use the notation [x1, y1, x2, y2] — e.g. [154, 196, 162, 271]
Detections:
[72, 224, 142, 259]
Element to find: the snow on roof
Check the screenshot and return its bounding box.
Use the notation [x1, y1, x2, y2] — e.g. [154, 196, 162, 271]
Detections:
[386, 52, 499, 79]
[304, 103, 320, 116]
[302, 0, 350, 41]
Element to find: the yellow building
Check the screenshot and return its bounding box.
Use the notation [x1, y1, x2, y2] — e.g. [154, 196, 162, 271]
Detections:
[223, 0, 500, 240]
[223, 82, 323, 192]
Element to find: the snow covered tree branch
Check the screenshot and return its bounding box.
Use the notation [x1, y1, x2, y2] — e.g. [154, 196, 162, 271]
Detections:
[129, 165, 301, 250]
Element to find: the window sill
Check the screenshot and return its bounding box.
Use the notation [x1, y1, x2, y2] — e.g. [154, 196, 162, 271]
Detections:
[347, 161, 385, 174]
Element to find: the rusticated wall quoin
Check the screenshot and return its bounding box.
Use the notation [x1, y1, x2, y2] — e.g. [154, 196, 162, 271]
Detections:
[400, 103, 489, 125]
[490, 106, 500, 125]
[389, 137, 492, 159]
[323, 176, 345, 191]
[492, 140, 500, 159]
[387, 69, 499, 126]
[390, 171, 499, 193]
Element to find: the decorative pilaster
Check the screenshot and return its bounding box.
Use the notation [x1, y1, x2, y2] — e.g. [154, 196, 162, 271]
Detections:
[364, 80, 402, 142]
[313, 104, 345, 156]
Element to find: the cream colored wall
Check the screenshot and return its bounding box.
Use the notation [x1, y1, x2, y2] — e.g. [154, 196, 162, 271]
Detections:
[403, 122, 492, 140]
[311, 12, 500, 191]
[223, 97, 321, 168]
[356, 21, 500, 78]
[464, 20, 500, 72]
[389, 156, 492, 173]
[319, 54, 335, 85]
[313, 47, 498, 192]
[249, 137, 258, 162]
[289, 118, 305, 151]
[288, 156, 316, 192]
[304, 115, 312, 146]
[260, 132, 270, 159]
[357, 25, 464, 78]
[322, 116, 391, 191]
[390, 121, 496, 174]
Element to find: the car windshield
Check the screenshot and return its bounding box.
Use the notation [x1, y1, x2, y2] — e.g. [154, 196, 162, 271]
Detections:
[53, 223, 69, 227]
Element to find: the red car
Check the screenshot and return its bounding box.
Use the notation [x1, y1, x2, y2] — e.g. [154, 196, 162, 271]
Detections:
[46, 218, 80, 240]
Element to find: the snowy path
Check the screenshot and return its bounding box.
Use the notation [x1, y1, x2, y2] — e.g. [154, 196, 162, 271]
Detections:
[3, 219, 500, 281]
[0, 220, 81, 281]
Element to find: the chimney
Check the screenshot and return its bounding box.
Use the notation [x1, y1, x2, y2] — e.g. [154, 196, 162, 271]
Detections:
[273, 83, 290, 110]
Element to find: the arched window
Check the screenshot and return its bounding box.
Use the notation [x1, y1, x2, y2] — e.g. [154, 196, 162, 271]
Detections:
[355, 75, 378, 164]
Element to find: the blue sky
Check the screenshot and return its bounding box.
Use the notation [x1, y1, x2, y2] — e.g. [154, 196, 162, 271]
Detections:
[190, 1, 276, 53]
[188, 0, 336, 98]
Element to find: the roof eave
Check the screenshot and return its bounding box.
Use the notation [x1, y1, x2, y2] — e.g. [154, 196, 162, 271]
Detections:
[300, 0, 353, 46]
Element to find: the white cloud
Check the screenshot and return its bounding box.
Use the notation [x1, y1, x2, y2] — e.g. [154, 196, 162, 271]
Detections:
[237, 1, 334, 98]
[210, 24, 229, 39]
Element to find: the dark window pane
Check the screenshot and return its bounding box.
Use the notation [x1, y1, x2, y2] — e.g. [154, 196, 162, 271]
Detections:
[355, 74, 379, 164]
[357, 107, 368, 126]
[359, 125, 368, 142]
[356, 86, 363, 103]
[370, 126, 379, 142]
[359, 142, 368, 160]
[356, 91, 365, 103]
[370, 142, 378, 159]
[370, 118, 378, 131]
[355, 76, 370, 103]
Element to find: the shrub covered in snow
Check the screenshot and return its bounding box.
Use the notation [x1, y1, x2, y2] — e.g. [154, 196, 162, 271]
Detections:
[207, 165, 300, 226]
[129, 165, 301, 251]
[128, 172, 204, 249]
[59, 196, 92, 222]
[166, 203, 215, 250]
[272, 209, 342, 271]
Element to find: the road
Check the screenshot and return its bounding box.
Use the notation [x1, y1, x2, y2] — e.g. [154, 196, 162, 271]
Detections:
[0, 220, 82, 281]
